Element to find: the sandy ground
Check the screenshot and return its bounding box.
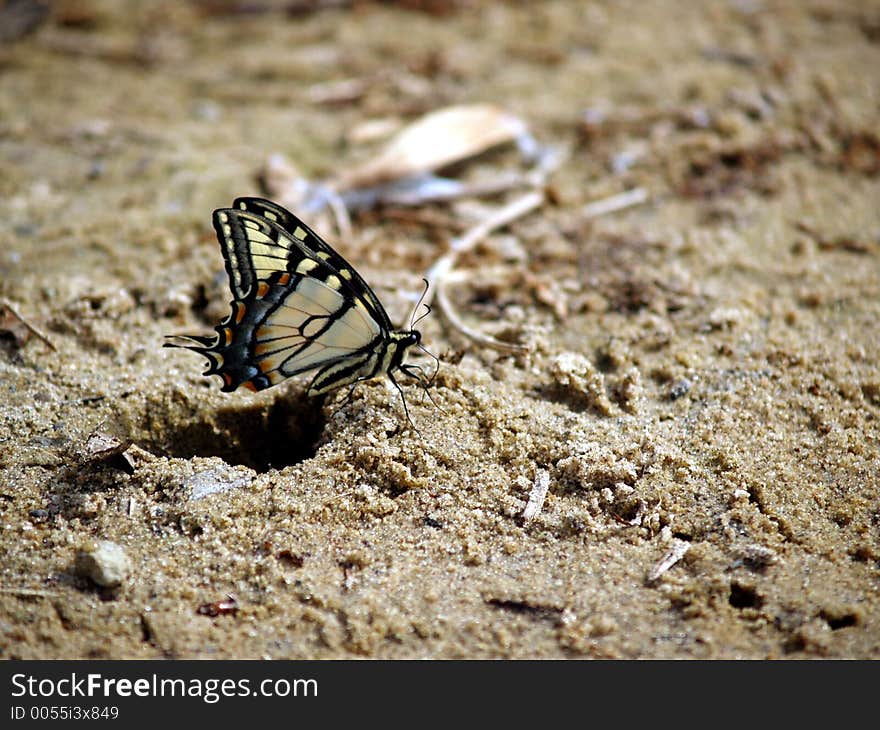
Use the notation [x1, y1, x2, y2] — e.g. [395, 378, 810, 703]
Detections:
[1, 0, 878, 659]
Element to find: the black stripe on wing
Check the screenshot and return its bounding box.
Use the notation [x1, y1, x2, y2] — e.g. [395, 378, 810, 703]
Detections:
[166, 260, 383, 393]
[232, 196, 394, 331]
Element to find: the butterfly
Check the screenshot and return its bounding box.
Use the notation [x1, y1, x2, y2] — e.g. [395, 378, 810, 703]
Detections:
[165, 197, 430, 421]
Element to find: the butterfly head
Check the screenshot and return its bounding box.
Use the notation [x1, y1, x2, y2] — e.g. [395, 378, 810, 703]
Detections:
[389, 328, 421, 371]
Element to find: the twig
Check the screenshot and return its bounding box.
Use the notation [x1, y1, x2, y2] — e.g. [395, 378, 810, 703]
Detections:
[434, 280, 526, 354]
[415, 190, 544, 351]
[582, 187, 649, 219]
[0, 587, 58, 598]
[522, 470, 551, 521]
[452, 189, 546, 256]
[0, 298, 56, 350]
[421, 190, 545, 311]
[414, 185, 646, 352]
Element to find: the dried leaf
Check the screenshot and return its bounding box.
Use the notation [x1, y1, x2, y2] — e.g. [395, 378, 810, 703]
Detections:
[646, 540, 690, 583]
[81, 431, 134, 474]
[84, 431, 132, 459]
[334, 103, 528, 190]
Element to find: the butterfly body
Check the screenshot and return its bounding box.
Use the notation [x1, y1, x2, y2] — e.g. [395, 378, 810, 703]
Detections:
[167, 198, 422, 406]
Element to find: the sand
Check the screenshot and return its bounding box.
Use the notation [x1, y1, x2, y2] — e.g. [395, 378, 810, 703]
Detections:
[1, 0, 878, 659]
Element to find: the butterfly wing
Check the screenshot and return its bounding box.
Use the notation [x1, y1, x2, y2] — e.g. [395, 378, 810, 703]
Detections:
[169, 206, 387, 393]
[232, 197, 394, 330]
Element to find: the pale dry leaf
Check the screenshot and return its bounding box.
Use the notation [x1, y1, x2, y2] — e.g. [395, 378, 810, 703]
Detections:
[334, 103, 528, 190]
[646, 540, 690, 583]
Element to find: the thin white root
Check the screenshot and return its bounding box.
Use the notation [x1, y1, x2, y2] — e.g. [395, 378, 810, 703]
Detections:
[582, 187, 648, 219]
[435, 280, 528, 354]
[451, 189, 545, 255]
[413, 190, 545, 349]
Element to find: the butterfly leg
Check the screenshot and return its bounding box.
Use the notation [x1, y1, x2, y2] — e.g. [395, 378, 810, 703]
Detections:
[328, 383, 360, 420]
[387, 371, 418, 433]
[415, 342, 441, 387]
[400, 363, 442, 412]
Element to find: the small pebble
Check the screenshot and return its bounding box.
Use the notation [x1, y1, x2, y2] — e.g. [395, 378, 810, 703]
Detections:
[75, 540, 131, 588]
[669, 379, 692, 400]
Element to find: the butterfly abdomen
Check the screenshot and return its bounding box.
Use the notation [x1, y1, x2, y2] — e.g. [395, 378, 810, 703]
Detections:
[306, 328, 418, 395]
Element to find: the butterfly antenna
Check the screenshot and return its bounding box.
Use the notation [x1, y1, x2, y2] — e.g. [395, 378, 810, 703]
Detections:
[412, 303, 432, 328]
[409, 278, 432, 330]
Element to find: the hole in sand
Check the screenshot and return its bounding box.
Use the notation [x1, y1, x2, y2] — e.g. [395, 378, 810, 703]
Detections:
[136, 389, 326, 472]
[820, 611, 857, 631]
[728, 582, 764, 610]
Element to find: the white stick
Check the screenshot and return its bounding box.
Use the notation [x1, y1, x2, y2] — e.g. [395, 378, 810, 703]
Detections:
[414, 190, 545, 346]
[582, 187, 648, 219]
[522, 470, 551, 521]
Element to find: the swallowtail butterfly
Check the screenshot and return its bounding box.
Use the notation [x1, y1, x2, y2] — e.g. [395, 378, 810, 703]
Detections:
[166, 197, 425, 418]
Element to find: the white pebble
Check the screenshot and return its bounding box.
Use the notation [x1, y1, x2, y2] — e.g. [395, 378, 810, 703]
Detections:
[75, 540, 131, 588]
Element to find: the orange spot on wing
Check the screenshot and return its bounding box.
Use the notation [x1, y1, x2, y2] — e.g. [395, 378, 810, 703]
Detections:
[222, 373, 233, 387]
[257, 281, 270, 298]
[235, 302, 246, 324]
[277, 273, 291, 286]
[222, 328, 233, 346]
[243, 381, 259, 392]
